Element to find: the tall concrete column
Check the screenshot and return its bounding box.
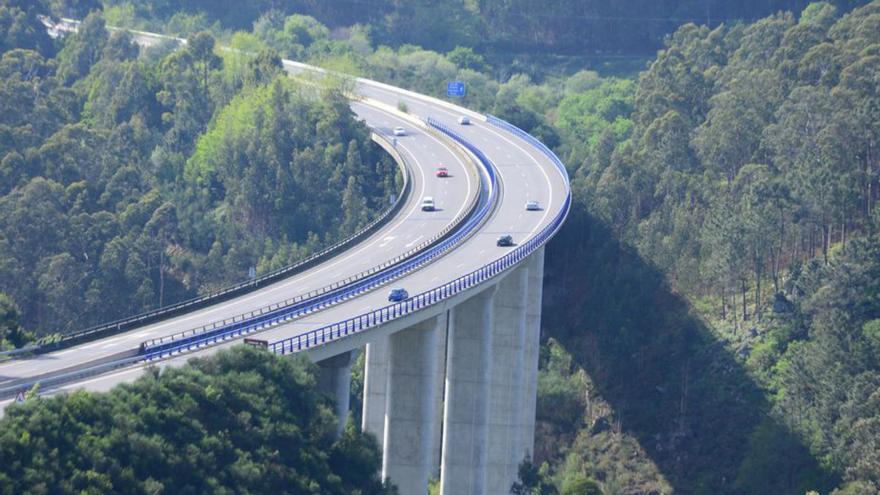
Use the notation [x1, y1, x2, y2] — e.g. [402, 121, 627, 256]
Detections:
[521, 247, 545, 456]
[486, 264, 530, 493]
[440, 288, 496, 495]
[317, 350, 355, 438]
[362, 336, 389, 448]
[430, 311, 449, 479]
[382, 316, 442, 494]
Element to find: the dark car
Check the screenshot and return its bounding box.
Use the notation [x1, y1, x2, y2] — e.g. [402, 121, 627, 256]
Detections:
[496, 235, 514, 247]
[435, 167, 449, 177]
[388, 288, 409, 301]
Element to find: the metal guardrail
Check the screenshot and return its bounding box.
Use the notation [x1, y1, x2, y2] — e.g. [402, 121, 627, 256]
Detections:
[0, 126, 486, 398]
[137, 124, 487, 357]
[0, 115, 565, 400]
[265, 116, 571, 355]
[138, 118, 497, 360]
[0, 345, 40, 358]
[485, 115, 571, 188]
[25, 133, 411, 355]
[0, 353, 145, 400]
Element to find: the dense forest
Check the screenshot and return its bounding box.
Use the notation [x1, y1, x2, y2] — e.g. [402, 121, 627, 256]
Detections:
[84, 0, 870, 57]
[1, 0, 879, 494]
[538, 2, 880, 494]
[0, 3, 397, 340]
[0, 346, 396, 494]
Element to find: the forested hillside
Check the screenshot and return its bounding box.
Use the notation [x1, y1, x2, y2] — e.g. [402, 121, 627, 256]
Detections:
[0, 4, 397, 340]
[538, 2, 880, 493]
[2, 0, 878, 494]
[0, 346, 396, 494]
[92, 0, 871, 57]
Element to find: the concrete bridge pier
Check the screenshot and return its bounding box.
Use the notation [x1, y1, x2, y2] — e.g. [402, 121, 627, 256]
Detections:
[522, 247, 545, 457]
[317, 350, 356, 438]
[439, 288, 496, 495]
[362, 337, 389, 448]
[358, 247, 546, 495]
[487, 262, 530, 493]
[382, 315, 444, 494]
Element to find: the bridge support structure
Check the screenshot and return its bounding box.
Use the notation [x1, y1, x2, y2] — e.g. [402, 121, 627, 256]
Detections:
[317, 350, 356, 438]
[353, 247, 545, 495]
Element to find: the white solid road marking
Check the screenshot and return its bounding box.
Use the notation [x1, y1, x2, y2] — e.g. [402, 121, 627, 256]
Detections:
[0, 99, 479, 382]
[4, 71, 564, 396]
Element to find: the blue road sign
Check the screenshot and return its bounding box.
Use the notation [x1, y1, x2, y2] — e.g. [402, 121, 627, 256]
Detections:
[447, 81, 466, 97]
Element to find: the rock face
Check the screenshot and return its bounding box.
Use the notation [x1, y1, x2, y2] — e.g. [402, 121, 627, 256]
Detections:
[773, 292, 795, 314]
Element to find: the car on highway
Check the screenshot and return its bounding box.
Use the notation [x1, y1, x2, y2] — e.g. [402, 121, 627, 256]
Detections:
[393, 126, 406, 136]
[388, 288, 409, 302]
[421, 197, 435, 211]
[496, 234, 514, 247]
[525, 200, 540, 211]
[435, 166, 449, 177]
[458, 116, 470, 125]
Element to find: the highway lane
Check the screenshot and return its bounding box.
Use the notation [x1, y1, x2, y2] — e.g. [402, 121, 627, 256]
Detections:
[0, 33, 568, 401]
[16, 79, 569, 396]
[251, 96, 566, 347]
[0, 100, 479, 386]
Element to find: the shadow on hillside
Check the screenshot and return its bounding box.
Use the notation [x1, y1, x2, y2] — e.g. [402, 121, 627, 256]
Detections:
[541, 205, 837, 494]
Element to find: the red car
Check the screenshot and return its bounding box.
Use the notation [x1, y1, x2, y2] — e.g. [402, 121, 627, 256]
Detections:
[435, 167, 449, 177]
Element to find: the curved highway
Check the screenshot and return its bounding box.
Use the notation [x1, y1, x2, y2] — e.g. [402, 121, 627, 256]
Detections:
[0, 100, 478, 389]
[0, 28, 569, 401]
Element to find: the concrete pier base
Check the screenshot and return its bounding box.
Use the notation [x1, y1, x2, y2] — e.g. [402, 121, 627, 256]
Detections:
[382, 316, 442, 494]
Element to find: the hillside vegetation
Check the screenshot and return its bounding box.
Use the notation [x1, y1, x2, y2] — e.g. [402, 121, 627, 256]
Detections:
[1, 1, 878, 494]
[0, 6, 396, 339]
[538, 2, 880, 493]
[0, 347, 396, 494]
[92, 0, 869, 58]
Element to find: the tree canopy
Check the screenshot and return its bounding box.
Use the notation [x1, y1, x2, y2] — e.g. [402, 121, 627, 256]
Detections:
[0, 346, 397, 494]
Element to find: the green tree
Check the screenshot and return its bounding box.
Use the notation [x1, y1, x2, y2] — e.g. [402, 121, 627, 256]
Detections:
[511, 457, 558, 495]
[0, 346, 397, 494]
[55, 11, 108, 85]
[0, 0, 55, 56]
[0, 293, 29, 348]
[560, 474, 602, 495]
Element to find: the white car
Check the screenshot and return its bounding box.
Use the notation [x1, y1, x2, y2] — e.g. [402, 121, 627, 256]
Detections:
[421, 197, 435, 211]
[458, 116, 470, 125]
[525, 200, 540, 211]
[393, 126, 406, 136]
